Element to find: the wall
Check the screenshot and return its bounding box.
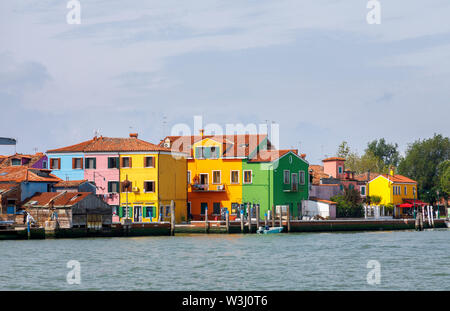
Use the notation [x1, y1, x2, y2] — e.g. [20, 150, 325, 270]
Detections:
[20, 182, 49, 201]
[310, 184, 341, 201]
[303, 200, 336, 219]
[47, 153, 85, 180]
[83, 153, 120, 206]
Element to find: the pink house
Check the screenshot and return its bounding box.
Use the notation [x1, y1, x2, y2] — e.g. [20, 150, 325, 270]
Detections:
[83, 153, 120, 212]
[321, 157, 366, 197]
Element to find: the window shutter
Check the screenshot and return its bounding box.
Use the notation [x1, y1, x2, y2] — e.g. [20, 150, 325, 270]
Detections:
[128, 207, 132, 218]
[129, 157, 132, 168]
[119, 206, 123, 218]
[58, 158, 61, 170]
[108, 182, 111, 193]
[143, 206, 147, 218]
[94, 158, 97, 169]
[72, 158, 75, 169]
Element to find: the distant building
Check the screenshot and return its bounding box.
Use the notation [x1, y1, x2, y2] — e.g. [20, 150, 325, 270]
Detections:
[0, 153, 48, 169]
[53, 180, 96, 194]
[23, 192, 112, 229]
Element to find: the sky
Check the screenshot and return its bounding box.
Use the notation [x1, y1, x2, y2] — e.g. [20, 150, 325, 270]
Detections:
[0, 0, 449, 164]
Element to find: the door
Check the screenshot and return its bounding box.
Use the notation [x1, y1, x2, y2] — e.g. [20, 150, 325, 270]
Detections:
[133, 206, 142, 222]
[187, 202, 191, 221]
[201, 202, 208, 216]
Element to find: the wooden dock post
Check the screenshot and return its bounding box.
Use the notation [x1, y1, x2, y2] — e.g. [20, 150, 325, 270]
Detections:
[225, 210, 230, 233]
[240, 209, 244, 233]
[264, 213, 268, 227]
[279, 207, 282, 227]
[170, 200, 175, 236]
[256, 204, 260, 229]
[205, 207, 209, 233]
[272, 205, 275, 227]
[247, 203, 252, 233]
[287, 204, 291, 233]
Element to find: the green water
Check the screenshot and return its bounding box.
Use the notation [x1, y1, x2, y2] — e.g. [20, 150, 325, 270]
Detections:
[0, 229, 449, 290]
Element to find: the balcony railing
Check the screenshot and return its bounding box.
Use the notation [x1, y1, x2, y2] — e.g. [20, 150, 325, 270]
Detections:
[191, 184, 226, 192]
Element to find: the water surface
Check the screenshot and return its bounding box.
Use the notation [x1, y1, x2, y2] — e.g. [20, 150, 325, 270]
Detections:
[0, 229, 449, 290]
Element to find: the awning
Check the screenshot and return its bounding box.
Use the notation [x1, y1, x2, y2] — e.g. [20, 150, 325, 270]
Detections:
[397, 203, 413, 208]
[402, 199, 428, 207]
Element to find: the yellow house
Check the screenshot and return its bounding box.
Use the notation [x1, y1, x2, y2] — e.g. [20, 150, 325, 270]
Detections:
[160, 131, 269, 220]
[117, 134, 187, 223]
[367, 169, 418, 217]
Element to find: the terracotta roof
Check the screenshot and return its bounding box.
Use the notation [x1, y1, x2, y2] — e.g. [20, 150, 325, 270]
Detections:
[47, 135, 172, 153]
[322, 157, 346, 162]
[381, 174, 417, 184]
[0, 183, 19, 194]
[309, 165, 330, 185]
[54, 180, 89, 188]
[309, 197, 337, 204]
[0, 153, 47, 168]
[0, 166, 61, 183]
[248, 149, 297, 163]
[23, 192, 91, 207]
[160, 134, 270, 158]
[354, 172, 381, 182]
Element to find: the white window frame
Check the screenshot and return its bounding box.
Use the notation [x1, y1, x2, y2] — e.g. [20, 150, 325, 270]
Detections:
[212, 170, 221, 184]
[243, 170, 252, 184]
[291, 173, 298, 191]
[187, 170, 191, 184]
[143, 180, 155, 193]
[230, 170, 240, 184]
[199, 173, 209, 185]
[283, 170, 290, 184]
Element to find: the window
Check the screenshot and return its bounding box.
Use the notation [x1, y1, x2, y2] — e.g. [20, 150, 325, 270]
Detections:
[299, 171, 305, 185]
[213, 202, 221, 214]
[338, 166, 343, 174]
[85, 157, 96, 169]
[144, 156, 155, 168]
[121, 157, 131, 168]
[108, 157, 119, 169]
[211, 147, 219, 159]
[108, 181, 119, 193]
[42, 161, 47, 169]
[212, 171, 221, 184]
[360, 186, 366, 196]
[195, 147, 204, 158]
[187, 171, 191, 184]
[349, 184, 354, 190]
[243, 170, 252, 184]
[144, 181, 155, 193]
[231, 170, 239, 184]
[145, 206, 154, 218]
[200, 174, 208, 185]
[165, 205, 170, 217]
[72, 157, 83, 169]
[50, 158, 60, 170]
[201, 203, 208, 215]
[284, 170, 290, 184]
[404, 186, 407, 196]
[291, 173, 298, 191]
[11, 158, 21, 166]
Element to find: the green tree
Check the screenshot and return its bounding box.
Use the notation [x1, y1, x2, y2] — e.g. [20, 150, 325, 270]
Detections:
[336, 141, 350, 158]
[366, 138, 401, 168]
[437, 160, 450, 206]
[398, 134, 450, 204]
[331, 187, 364, 218]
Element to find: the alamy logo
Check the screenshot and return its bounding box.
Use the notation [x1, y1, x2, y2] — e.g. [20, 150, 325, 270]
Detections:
[366, 260, 381, 285]
[366, 0, 381, 25]
[66, 0, 81, 25]
[66, 260, 81, 285]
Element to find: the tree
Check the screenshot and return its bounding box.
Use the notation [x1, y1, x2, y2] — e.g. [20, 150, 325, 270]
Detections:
[336, 141, 350, 158]
[398, 134, 450, 204]
[437, 160, 450, 206]
[366, 138, 401, 168]
[331, 187, 364, 218]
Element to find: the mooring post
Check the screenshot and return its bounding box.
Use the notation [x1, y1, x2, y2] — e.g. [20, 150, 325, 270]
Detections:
[279, 207, 282, 227]
[225, 210, 230, 233]
[205, 207, 209, 233]
[247, 203, 252, 233]
[264, 213, 268, 227]
[256, 204, 260, 229]
[272, 205, 275, 227]
[170, 200, 175, 236]
[240, 209, 244, 233]
[287, 204, 291, 233]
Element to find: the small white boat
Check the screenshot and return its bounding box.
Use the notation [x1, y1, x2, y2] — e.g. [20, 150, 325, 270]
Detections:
[445, 220, 450, 228]
[257, 226, 284, 234]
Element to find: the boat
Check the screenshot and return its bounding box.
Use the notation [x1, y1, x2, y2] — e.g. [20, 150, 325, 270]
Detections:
[257, 226, 284, 234]
[445, 220, 450, 228]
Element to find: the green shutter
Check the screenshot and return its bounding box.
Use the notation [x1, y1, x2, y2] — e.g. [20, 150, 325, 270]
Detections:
[204, 147, 211, 159]
[94, 158, 97, 169]
[128, 207, 132, 218]
[143, 206, 147, 218]
[118, 206, 123, 218]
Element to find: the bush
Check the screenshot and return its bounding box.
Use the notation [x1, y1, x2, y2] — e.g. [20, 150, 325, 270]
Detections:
[331, 187, 364, 218]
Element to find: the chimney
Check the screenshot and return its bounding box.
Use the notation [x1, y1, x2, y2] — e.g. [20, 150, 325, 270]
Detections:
[300, 153, 306, 159]
[129, 133, 138, 138]
[389, 167, 395, 177]
[199, 129, 204, 138]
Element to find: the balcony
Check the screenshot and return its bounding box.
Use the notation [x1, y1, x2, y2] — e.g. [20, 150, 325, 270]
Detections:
[282, 183, 298, 192]
[190, 184, 226, 192]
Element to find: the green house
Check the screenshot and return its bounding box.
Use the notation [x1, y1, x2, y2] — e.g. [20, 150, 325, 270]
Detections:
[243, 149, 309, 219]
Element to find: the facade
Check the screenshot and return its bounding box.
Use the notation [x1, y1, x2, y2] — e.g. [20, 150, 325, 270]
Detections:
[243, 149, 309, 219]
[47, 134, 187, 223]
[53, 180, 96, 193]
[160, 132, 270, 220]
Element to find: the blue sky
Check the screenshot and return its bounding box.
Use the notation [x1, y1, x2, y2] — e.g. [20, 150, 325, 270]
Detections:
[0, 0, 449, 164]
